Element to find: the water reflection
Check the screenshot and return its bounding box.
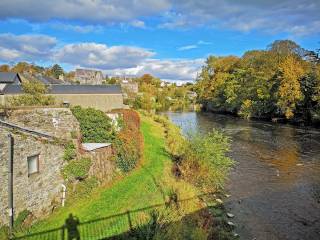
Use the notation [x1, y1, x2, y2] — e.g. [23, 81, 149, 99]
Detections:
[165, 111, 320, 240]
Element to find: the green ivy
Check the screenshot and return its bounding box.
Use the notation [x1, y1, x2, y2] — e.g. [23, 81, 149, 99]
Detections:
[62, 158, 92, 180]
[71, 106, 114, 143]
[63, 142, 77, 161]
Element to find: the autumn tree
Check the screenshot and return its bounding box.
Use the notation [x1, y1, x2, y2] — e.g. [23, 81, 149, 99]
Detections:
[276, 56, 305, 119]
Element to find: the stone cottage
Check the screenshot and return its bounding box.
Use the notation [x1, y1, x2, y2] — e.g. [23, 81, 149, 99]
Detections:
[0, 108, 79, 225]
[0, 107, 117, 225]
[75, 69, 104, 85]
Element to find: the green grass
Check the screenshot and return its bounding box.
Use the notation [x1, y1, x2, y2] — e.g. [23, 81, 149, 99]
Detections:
[21, 116, 200, 237]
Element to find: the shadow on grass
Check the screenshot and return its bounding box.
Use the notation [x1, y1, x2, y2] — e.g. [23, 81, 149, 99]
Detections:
[12, 193, 236, 240]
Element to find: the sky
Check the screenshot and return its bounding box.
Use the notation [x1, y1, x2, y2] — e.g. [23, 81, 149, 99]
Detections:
[0, 0, 319, 82]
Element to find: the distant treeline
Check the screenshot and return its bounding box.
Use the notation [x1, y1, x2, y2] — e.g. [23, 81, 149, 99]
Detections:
[195, 40, 320, 125]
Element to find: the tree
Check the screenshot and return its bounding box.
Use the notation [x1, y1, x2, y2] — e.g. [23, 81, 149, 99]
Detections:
[276, 56, 305, 119]
[0, 64, 10, 72]
[51, 64, 64, 79]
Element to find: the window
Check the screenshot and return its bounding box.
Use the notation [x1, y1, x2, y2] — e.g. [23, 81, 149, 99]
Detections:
[27, 154, 39, 176]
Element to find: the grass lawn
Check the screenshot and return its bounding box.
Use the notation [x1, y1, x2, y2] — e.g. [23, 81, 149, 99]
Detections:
[16, 115, 201, 238]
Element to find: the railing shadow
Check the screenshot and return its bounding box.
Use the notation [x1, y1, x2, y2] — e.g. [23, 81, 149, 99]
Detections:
[13, 193, 215, 240]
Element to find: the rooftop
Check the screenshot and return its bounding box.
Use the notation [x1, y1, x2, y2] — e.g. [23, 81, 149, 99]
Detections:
[82, 143, 111, 151]
[2, 84, 122, 95]
[0, 72, 21, 84]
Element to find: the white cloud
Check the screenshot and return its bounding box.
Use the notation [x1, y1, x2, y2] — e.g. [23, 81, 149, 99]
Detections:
[130, 20, 146, 28]
[178, 45, 198, 51]
[0, 33, 57, 61]
[164, 0, 320, 36]
[49, 22, 105, 34]
[198, 40, 212, 45]
[0, 0, 170, 23]
[54, 42, 155, 69]
[105, 58, 204, 81]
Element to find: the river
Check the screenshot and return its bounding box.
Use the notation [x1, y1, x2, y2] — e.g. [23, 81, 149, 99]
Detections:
[164, 111, 320, 240]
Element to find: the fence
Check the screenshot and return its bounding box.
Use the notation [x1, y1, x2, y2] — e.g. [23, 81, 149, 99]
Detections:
[12, 194, 211, 240]
[13, 203, 169, 240]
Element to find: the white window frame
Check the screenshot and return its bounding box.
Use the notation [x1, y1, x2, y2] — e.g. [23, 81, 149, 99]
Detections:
[27, 154, 40, 176]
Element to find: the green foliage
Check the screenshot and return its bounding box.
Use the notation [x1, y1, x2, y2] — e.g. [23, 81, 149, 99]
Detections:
[14, 209, 31, 231]
[114, 110, 143, 172]
[8, 80, 55, 107]
[62, 158, 92, 180]
[63, 142, 77, 161]
[71, 106, 114, 142]
[67, 177, 98, 201]
[51, 64, 64, 78]
[196, 39, 320, 124]
[181, 131, 233, 190]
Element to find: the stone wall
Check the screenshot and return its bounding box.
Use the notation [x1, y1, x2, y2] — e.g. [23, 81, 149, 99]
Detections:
[0, 128, 65, 225]
[81, 145, 115, 183]
[6, 108, 80, 140]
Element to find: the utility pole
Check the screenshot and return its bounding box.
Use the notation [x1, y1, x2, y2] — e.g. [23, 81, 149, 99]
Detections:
[8, 134, 14, 238]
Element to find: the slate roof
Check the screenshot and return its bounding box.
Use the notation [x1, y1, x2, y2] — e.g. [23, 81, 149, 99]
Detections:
[82, 143, 111, 151]
[37, 76, 64, 85]
[0, 72, 21, 83]
[2, 84, 122, 95]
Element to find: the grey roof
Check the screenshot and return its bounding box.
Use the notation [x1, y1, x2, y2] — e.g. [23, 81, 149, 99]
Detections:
[2, 84, 122, 95]
[0, 72, 21, 83]
[37, 76, 64, 85]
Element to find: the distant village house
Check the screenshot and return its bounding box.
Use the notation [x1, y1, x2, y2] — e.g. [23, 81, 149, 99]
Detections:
[75, 69, 104, 85]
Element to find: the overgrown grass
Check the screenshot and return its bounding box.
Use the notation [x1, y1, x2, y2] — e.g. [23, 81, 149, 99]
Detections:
[19, 115, 200, 237]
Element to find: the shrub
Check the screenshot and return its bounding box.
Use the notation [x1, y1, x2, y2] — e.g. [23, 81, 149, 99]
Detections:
[63, 142, 77, 161]
[71, 106, 114, 143]
[180, 131, 233, 190]
[8, 80, 55, 107]
[114, 127, 143, 172]
[62, 158, 92, 180]
[14, 209, 31, 231]
[114, 109, 143, 172]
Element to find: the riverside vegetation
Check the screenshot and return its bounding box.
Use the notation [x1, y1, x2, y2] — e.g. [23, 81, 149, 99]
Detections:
[6, 109, 235, 239]
[195, 40, 320, 125]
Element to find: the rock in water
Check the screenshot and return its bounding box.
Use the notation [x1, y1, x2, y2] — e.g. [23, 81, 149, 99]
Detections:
[227, 213, 234, 218]
[227, 221, 235, 226]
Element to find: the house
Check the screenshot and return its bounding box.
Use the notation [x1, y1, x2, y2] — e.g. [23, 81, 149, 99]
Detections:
[0, 107, 117, 225]
[0, 72, 22, 94]
[75, 69, 104, 85]
[0, 72, 125, 112]
[0, 108, 80, 225]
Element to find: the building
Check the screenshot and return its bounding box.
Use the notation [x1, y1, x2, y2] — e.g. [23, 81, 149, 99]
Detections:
[75, 69, 104, 85]
[0, 72, 125, 112]
[0, 108, 79, 225]
[0, 72, 22, 94]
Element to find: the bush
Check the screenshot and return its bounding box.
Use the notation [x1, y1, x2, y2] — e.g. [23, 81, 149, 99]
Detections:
[63, 142, 77, 161]
[14, 209, 31, 231]
[62, 158, 92, 180]
[114, 110, 143, 172]
[8, 80, 55, 107]
[180, 131, 233, 190]
[71, 106, 114, 143]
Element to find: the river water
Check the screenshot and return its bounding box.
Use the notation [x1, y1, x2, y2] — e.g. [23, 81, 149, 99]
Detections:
[164, 111, 320, 240]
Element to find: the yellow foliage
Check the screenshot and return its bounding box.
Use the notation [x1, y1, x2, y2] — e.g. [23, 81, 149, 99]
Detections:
[277, 55, 305, 119]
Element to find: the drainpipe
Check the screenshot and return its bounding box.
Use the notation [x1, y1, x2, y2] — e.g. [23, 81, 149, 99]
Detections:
[61, 184, 66, 207]
[8, 134, 14, 238]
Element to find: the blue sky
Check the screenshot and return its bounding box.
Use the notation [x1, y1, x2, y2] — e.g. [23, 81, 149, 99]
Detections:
[0, 0, 319, 82]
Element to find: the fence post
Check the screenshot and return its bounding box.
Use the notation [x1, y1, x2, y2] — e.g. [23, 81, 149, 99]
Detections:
[126, 210, 133, 231]
[61, 226, 65, 240]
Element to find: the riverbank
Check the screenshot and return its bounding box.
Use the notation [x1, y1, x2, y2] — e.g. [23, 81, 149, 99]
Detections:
[165, 111, 320, 240]
[7, 114, 236, 239]
[201, 106, 320, 128]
